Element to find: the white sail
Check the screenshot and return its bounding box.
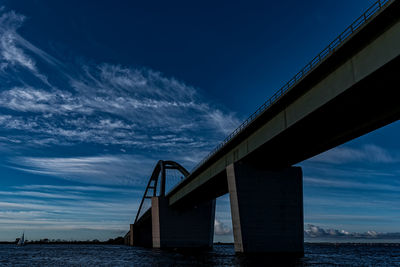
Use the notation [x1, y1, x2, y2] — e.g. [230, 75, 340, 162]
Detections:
[17, 232, 24, 246]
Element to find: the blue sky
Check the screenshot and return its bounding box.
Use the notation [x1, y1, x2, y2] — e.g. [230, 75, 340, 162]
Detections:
[0, 0, 399, 242]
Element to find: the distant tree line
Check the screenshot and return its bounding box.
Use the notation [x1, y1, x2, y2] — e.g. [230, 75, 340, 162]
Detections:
[0, 236, 125, 245]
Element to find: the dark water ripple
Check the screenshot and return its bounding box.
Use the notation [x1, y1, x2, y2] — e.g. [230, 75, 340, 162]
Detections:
[0, 243, 399, 266]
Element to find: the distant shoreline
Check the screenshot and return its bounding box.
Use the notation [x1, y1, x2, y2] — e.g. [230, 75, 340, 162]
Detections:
[0, 241, 123, 245]
[1, 241, 400, 246]
[0, 236, 125, 245]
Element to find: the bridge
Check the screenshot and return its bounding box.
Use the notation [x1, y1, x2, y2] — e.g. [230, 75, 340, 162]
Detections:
[125, 0, 400, 254]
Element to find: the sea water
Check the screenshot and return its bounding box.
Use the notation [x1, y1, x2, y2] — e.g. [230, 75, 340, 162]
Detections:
[0, 243, 399, 266]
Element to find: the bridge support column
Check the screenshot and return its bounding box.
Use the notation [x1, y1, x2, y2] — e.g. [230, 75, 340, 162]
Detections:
[130, 216, 153, 247]
[226, 163, 303, 254]
[151, 196, 215, 249]
[129, 224, 134, 246]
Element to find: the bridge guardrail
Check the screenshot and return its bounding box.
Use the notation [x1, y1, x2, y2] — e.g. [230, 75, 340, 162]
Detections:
[189, 0, 392, 175]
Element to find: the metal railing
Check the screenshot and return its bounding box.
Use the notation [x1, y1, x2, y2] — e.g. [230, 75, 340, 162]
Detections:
[190, 0, 392, 174]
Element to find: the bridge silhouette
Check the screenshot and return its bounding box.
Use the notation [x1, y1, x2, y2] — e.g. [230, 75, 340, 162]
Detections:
[125, 0, 400, 254]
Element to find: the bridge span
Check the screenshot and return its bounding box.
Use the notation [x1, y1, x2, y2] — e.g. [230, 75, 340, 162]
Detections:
[126, 0, 400, 254]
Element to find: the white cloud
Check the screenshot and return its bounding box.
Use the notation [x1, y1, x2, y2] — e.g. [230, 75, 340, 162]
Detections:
[214, 219, 232, 235]
[304, 224, 400, 239]
[305, 224, 350, 238]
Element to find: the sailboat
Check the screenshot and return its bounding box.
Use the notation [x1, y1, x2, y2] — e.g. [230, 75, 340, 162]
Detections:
[17, 232, 25, 246]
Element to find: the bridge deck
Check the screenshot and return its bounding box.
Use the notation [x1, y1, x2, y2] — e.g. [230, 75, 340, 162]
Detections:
[167, 0, 400, 206]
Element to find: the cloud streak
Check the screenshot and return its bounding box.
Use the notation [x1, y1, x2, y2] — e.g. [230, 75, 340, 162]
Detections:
[309, 144, 400, 164]
[304, 176, 400, 192]
[0, 183, 141, 240]
[14, 184, 139, 193]
[0, 183, 140, 228]
[8, 155, 157, 185]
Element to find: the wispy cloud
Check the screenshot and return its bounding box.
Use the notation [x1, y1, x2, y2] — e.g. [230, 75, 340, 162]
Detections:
[14, 184, 139, 193]
[0, 190, 87, 200]
[8, 155, 156, 185]
[304, 195, 400, 212]
[0, 87, 87, 114]
[304, 176, 400, 192]
[0, 8, 52, 84]
[309, 144, 400, 164]
[0, 7, 240, 155]
[0, 69, 239, 148]
[0, 198, 138, 216]
[0, 9, 34, 71]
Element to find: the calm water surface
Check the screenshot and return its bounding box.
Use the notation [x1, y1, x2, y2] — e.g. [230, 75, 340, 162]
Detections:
[0, 243, 399, 266]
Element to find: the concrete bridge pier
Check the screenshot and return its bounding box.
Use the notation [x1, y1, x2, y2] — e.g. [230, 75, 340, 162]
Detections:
[226, 162, 303, 255]
[126, 215, 152, 247]
[151, 196, 215, 249]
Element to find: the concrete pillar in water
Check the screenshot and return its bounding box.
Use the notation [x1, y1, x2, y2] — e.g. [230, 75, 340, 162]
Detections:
[151, 196, 216, 249]
[129, 224, 134, 246]
[226, 162, 303, 254]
